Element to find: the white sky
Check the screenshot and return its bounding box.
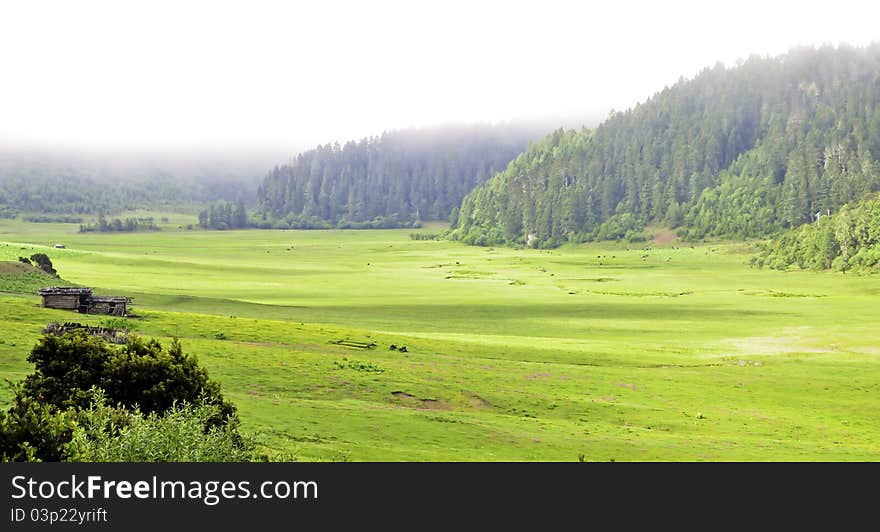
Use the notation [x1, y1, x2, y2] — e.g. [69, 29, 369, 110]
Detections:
[1, 0, 878, 152]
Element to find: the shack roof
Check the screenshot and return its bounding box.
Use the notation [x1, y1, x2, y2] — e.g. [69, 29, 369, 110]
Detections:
[38, 287, 93, 296]
[89, 296, 132, 303]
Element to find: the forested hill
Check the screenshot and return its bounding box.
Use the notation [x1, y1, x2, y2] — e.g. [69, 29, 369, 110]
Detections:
[451, 44, 880, 247]
[754, 193, 880, 272]
[256, 124, 547, 228]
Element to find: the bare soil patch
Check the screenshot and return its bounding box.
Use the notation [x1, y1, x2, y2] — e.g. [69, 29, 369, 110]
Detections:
[652, 228, 677, 245]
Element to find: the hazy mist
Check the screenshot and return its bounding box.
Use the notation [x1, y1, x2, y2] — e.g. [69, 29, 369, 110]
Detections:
[2, 0, 879, 156]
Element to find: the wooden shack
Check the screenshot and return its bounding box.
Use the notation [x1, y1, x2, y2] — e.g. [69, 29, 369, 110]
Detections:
[38, 287, 131, 316]
[85, 296, 130, 316]
[38, 287, 93, 311]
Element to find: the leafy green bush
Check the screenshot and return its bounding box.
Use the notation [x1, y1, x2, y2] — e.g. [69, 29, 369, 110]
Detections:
[29, 253, 57, 276]
[22, 332, 234, 418]
[64, 389, 255, 462]
[594, 213, 645, 242]
[0, 388, 79, 461]
[1, 331, 239, 461]
[100, 317, 137, 332]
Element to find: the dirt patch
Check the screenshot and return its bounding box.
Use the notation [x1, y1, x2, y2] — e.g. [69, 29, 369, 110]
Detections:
[0, 261, 42, 274]
[722, 328, 832, 356]
[617, 382, 638, 390]
[527, 372, 552, 380]
[391, 391, 452, 410]
[587, 289, 692, 298]
[462, 390, 493, 410]
[652, 228, 677, 245]
[447, 269, 493, 279]
[739, 289, 826, 298]
[391, 391, 416, 399]
[237, 341, 277, 348]
[419, 398, 453, 410]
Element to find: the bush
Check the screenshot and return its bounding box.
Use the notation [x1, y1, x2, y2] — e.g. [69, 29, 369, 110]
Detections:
[0, 331, 237, 461]
[0, 389, 78, 461]
[29, 253, 57, 276]
[22, 332, 232, 417]
[624, 230, 646, 243]
[831, 256, 850, 272]
[100, 317, 137, 332]
[595, 213, 645, 242]
[64, 389, 255, 462]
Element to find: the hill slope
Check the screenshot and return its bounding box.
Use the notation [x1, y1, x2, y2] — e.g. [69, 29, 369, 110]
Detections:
[452, 44, 880, 247]
[256, 124, 546, 228]
[0, 261, 71, 294]
[754, 194, 880, 271]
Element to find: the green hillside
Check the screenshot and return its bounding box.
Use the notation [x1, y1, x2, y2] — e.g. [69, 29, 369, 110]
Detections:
[452, 44, 880, 247]
[755, 194, 880, 271]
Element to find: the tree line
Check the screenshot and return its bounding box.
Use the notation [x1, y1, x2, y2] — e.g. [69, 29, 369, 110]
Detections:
[256, 124, 543, 229]
[198, 199, 249, 230]
[754, 193, 880, 271]
[451, 44, 880, 247]
[79, 214, 159, 233]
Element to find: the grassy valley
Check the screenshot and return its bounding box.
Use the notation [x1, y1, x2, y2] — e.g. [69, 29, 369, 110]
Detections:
[1, 219, 878, 460]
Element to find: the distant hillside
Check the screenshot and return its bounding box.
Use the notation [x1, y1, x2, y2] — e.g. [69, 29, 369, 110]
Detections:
[256, 124, 548, 229]
[754, 194, 880, 271]
[0, 148, 271, 217]
[452, 44, 880, 247]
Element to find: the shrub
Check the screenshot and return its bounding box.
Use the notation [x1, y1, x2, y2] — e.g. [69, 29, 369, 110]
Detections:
[0, 389, 78, 461]
[100, 317, 137, 332]
[595, 213, 645, 242]
[29, 253, 57, 276]
[1, 331, 237, 461]
[64, 389, 255, 462]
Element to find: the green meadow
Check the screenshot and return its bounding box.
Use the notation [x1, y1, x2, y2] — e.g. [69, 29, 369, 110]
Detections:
[1, 218, 879, 461]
